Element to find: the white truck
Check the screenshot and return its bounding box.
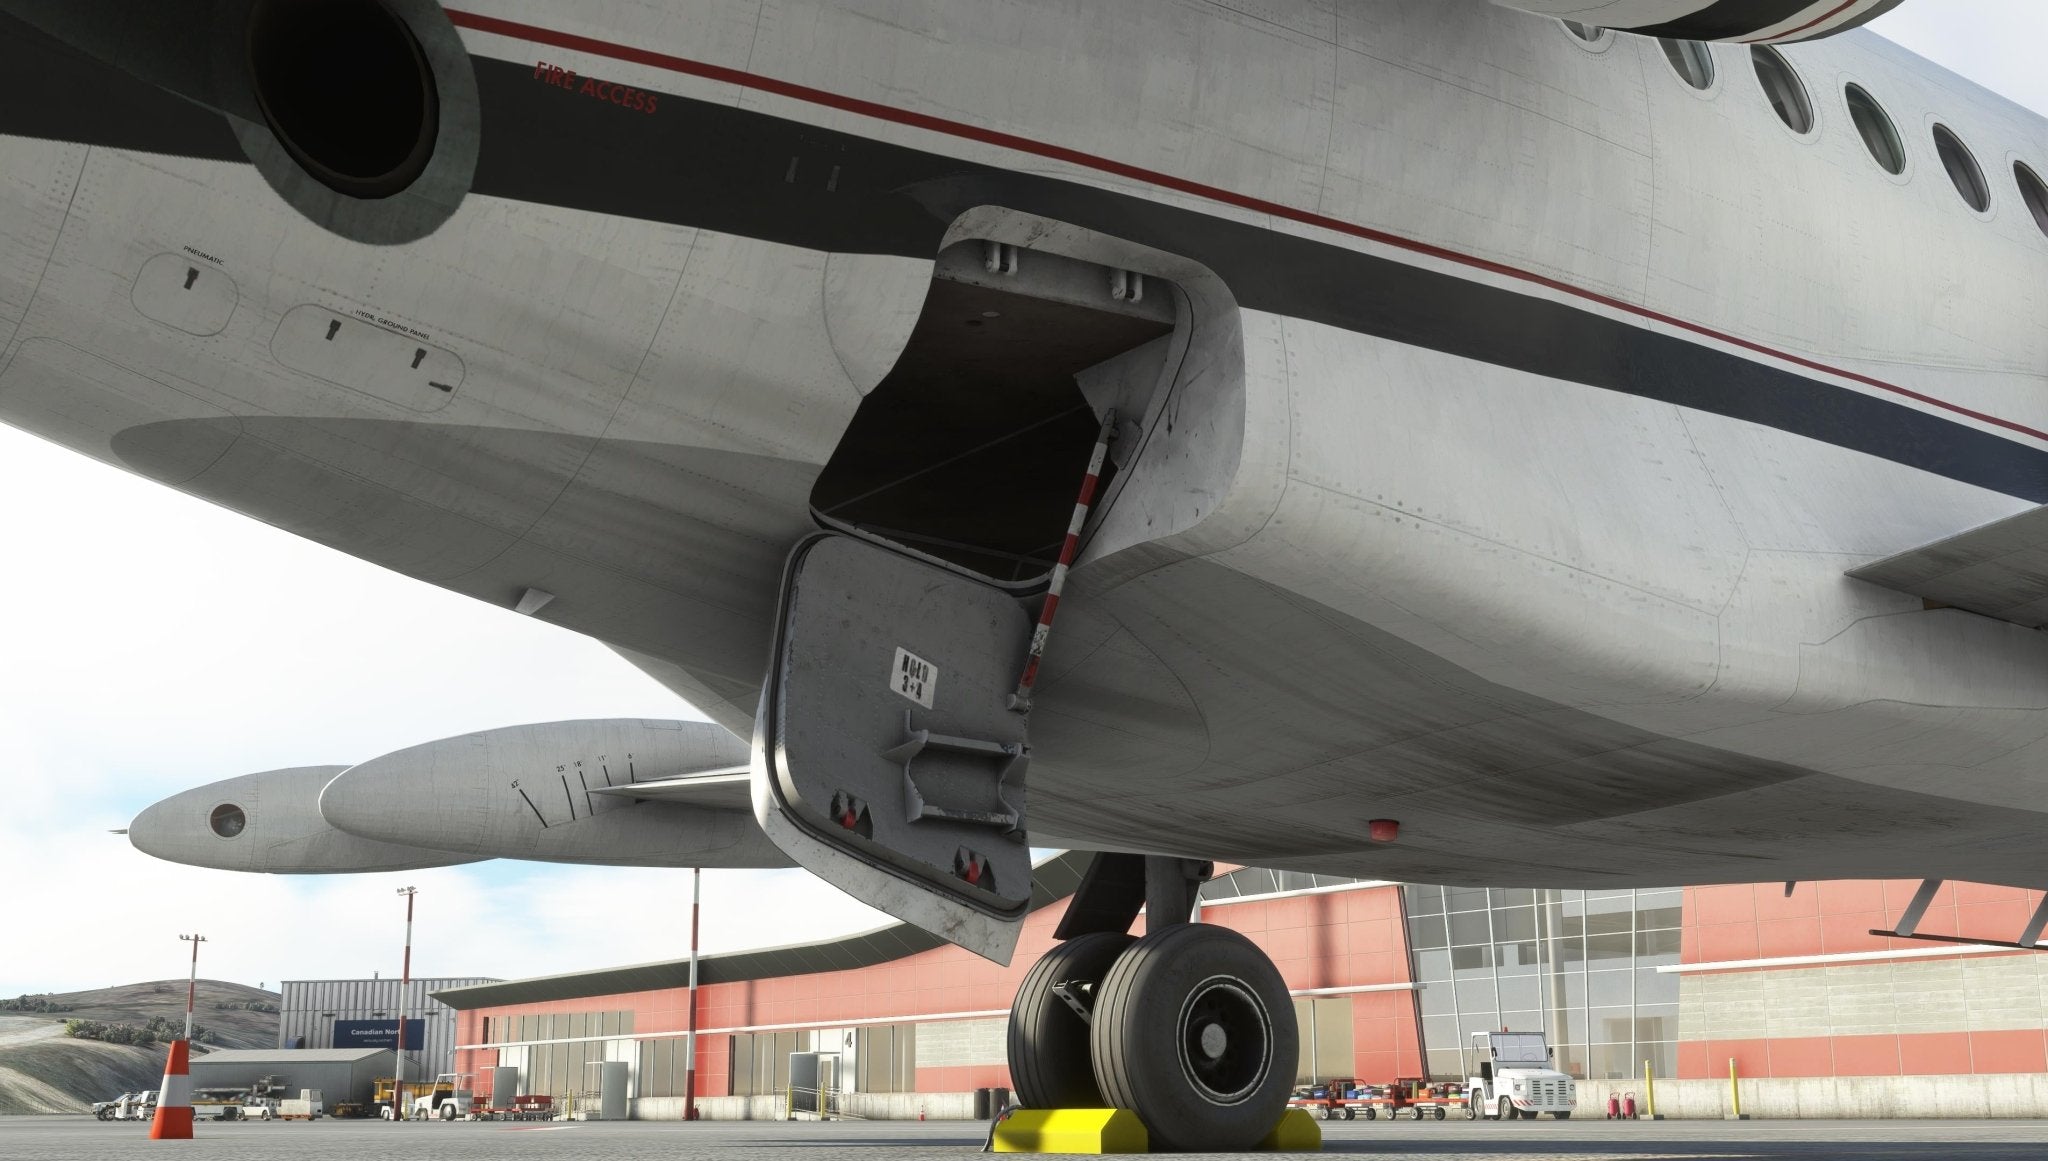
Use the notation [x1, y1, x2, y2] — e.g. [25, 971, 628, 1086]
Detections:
[409, 1073, 476, 1121]
[1462, 1031, 1576, 1121]
[93, 1091, 155, 1121]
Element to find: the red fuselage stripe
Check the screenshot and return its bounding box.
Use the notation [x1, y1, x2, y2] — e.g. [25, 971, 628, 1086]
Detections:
[1743, 0, 1866, 44]
[442, 8, 2048, 444]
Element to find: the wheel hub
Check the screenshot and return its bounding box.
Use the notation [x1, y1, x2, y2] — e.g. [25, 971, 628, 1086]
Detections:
[1176, 976, 1271, 1104]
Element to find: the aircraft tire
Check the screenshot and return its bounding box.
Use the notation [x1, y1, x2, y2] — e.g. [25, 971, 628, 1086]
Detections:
[1090, 924, 1295, 1152]
[1006, 931, 1134, 1109]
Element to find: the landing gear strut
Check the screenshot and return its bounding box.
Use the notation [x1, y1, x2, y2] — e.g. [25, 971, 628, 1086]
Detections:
[1005, 854, 1297, 1151]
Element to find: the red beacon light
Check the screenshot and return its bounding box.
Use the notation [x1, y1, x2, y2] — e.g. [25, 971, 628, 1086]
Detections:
[1368, 819, 1400, 843]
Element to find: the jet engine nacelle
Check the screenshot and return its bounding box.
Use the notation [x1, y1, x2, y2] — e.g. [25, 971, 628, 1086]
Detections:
[0, 0, 478, 243]
[128, 765, 483, 874]
[317, 719, 793, 869]
[1494, 0, 1903, 43]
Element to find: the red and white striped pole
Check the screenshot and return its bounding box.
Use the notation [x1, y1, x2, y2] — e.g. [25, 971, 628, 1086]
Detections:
[1012, 409, 1117, 710]
[150, 934, 204, 1140]
[683, 866, 701, 1121]
[395, 887, 416, 1121]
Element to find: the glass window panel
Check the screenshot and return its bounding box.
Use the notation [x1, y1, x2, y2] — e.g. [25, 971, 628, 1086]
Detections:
[1448, 911, 1492, 946]
[1421, 1015, 1461, 1052]
[1636, 906, 1682, 932]
[1495, 943, 1538, 973]
[1587, 932, 1633, 962]
[1278, 870, 1318, 893]
[1444, 887, 1489, 913]
[1589, 1006, 1633, 1044]
[1489, 888, 1536, 908]
[1500, 1011, 1545, 1039]
[1554, 934, 1586, 965]
[1418, 979, 1456, 1017]
[1554, 1044, 1590, 1079]
[1635, 1012, 1676, 1043]
[1425, 1049, 1466, 1083]
[1847, 84, 1905, 174]
[1548, 1007, 1583, 1044]
[1588, 1043, 1635, 1080]
[1405, 886, 1444, 915]
[1496, 976, 1540, 1013]
[1413, 947, 1452, 983]
[1587, 970, 1633, 1007]
[1634, 888, 1682, 907]
[1585, 911, 1632, 937]
[1454, 978, 1498, 1014]
[1493, 907, 1537, 942]
[1642, 1041, 1677, 1079]
[1409, 915, 1448, 951]
[1637, 968, 1679, 1007]
[1636, 928, 1682, 960]
[1660, 38, 1715, 90]
[1554, 968, 1589, 1009]
[1450, 944, 1492, 971]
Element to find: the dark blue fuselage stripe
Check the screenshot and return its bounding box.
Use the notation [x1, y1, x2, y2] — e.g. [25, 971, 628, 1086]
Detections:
[5, 17, 2045, 503]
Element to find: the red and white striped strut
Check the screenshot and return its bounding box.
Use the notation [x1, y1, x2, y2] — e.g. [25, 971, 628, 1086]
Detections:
[1012, 409, 1117, 710]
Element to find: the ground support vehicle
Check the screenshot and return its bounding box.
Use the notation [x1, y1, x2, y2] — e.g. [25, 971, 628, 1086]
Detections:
[1287, 1079, 1375, 1121]
[408, 1072, 476, 1120]
[239, 1098, 279, 1121]
[92, 1092, 152, 1121]
[1369, 1079, 1465, 1121]
[1462, 1032, 1576, 1121]
[511, 1095, 554, 1121]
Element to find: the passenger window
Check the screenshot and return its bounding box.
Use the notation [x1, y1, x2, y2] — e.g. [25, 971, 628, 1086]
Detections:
[1750, 47, 1813, 134]
[1845, 85, 1905, 175]
[1933, 124, 1990, 211]
[2018, 162, 2048, 239]
[1660, 39, 1714, 91]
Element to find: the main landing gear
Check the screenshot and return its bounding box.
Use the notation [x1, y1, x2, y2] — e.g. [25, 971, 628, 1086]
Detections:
[1006, 854, 1297, 1152]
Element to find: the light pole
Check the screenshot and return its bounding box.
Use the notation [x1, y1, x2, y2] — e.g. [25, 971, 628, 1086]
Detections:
[683, 868, 701, 1121]
[395, 887, 416, 1121]
[177, 934, 207, 1041]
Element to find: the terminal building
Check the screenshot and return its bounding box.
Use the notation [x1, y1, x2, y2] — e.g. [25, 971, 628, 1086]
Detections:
[436, 854, 2048, 1118]
[277, 977, 495, 1083]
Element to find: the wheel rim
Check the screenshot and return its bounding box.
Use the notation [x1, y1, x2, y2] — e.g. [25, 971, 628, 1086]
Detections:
[1174, 976, 1272, 1104]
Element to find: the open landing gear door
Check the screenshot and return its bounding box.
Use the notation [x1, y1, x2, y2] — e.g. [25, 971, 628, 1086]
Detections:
[753, 533, 1036, 963]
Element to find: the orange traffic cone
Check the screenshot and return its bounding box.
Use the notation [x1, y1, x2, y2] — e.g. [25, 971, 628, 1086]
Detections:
[149, 1039, 193, 1140]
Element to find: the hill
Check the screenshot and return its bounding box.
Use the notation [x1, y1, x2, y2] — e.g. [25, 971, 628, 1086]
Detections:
[0, 980, 280, 1114]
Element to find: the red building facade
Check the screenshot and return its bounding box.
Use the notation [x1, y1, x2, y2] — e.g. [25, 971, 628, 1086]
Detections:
[436, 866, 2048, 1111]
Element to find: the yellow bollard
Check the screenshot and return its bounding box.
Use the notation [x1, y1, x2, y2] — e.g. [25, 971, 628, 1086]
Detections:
[1642, 1059, 1662, 1120]
[1724, 1056, 1750, 1120]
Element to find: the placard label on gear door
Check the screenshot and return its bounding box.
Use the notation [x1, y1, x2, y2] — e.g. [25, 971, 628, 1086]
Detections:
[891, 647, 937, 708]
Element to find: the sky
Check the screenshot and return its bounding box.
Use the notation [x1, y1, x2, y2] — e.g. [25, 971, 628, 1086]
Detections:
[0, 3, 2042, 1000]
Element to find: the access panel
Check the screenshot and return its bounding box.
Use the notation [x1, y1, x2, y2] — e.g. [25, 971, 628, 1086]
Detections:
[754, 533, 1035, 962]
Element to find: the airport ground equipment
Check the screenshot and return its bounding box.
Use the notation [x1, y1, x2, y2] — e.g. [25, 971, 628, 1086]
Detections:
[1462, 1032, 1576, 1120]
[1288, 1078, 1371, 1121]
[1351, 1079, 1463, 1121]
[93, 1092, 153, 1121]
[407, 1072, 474, 1120]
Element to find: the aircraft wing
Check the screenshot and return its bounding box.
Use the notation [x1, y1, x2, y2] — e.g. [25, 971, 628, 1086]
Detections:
[1849, 507, 2048, 627]
[587, 766, 753, 810]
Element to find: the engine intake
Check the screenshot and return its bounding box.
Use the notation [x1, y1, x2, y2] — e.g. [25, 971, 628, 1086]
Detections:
[247, 0, 438, 200]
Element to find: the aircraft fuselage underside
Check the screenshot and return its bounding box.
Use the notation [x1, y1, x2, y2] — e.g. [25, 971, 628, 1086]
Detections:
[8, 0, 2048, 916]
